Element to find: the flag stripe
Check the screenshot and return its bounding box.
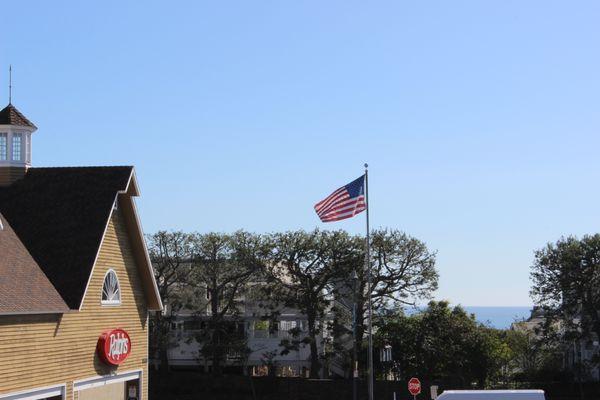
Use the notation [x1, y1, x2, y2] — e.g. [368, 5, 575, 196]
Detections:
[314, 187, 345, 209]
[318, 197, 365, 218]
[321, 205, 366, 221]
[315, 189, 347, 213]
[320, 201, 366, 219]
[322, 210, 366, 222]
[317, 190, 350, 211]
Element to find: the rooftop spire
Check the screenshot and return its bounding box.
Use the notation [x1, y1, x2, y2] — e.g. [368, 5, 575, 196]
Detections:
[8, 65, 12, 105]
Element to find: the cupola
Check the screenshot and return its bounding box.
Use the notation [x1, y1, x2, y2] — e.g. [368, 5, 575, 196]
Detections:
[0, 103, 37, 186]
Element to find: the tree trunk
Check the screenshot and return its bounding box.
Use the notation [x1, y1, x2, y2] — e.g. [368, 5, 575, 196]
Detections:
[211, 328, 223, 377]
[211, 293, 223, 377]
[307, 314, 321, 378]
[154, 312, 170, 374]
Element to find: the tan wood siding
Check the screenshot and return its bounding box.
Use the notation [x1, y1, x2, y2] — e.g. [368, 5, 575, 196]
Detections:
[78, 381, 125, 400]
[0, 205, 149, 399]
[0, 166, 26, 187]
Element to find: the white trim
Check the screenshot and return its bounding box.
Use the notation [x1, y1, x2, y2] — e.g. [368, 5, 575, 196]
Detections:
[130, 188, 163, 311]
[0, 383, 65, 400]
[0, 124, 36, 133]
[74, 369, 142, 396]
[129, 168, 141, 196]
[0, 126, 34, 167]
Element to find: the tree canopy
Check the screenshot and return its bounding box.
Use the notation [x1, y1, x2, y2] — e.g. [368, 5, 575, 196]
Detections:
[375, 301, 508, 387]
[530, 234, 600, 378]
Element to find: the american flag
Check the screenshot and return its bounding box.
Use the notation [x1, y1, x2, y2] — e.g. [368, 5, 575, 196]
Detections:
[314, 175, 366, 222]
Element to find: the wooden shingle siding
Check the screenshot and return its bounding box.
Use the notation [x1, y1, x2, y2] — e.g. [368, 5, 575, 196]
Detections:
[0, 206, 149, 399]
[0, 166, 25, 187]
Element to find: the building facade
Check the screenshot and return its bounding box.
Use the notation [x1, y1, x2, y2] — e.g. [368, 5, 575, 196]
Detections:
[163, 282, 353, 378]
[512, 307, 600, 382]
[166, 300, 324, 377]
[0, 103, 163, 400]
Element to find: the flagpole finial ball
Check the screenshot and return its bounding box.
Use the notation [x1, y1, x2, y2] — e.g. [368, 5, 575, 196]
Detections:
[364, 163, 368, 169]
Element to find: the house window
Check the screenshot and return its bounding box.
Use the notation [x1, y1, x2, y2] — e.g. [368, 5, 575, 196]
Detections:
[101, 269, 121, 305]
[380, 345, 392, 362]
[183, 320, 204, 331]
[253, 320, 269, 338]
[0, 133, 7, 160]
[279, 320, 297, 331]
[12, 133, 22, 161]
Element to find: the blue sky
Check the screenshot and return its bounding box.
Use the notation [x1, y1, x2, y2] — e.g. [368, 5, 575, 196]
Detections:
[3, 1, 599, 306]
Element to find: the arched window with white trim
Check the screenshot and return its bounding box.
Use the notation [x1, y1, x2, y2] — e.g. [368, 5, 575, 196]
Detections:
[101, 269, 121, 305]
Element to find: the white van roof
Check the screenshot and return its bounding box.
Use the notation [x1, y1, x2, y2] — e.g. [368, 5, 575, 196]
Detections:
[438, 390, 545, 400]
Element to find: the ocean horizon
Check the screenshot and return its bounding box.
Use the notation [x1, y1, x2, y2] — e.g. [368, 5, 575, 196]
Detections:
[404, 306, 532, 329]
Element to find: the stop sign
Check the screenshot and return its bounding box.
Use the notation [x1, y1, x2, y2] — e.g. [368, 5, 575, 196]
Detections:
[408, 377, 421, 396]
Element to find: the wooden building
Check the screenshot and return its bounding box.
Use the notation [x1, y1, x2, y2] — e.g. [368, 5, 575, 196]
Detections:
[0, 103, 163, 400]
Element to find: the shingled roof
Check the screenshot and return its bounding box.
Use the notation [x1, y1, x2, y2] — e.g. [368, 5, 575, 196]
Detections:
[0, 212, 69, 314]
[0, 104, 37, 129]
[0, 166, 133, 309]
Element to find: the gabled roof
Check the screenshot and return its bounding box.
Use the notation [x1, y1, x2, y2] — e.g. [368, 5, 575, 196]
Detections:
[0, 212, 69, 314]
[0, 104, 37, 129]
[0, 166, 135, 309]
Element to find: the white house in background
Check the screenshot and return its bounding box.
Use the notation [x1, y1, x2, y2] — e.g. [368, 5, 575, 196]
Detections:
[158, 273, 355, 378]
[164, 292, 333, 377]
[166, 302, 322, 377]
[562, 318, 600, 381]
[512, 307, 600, 382]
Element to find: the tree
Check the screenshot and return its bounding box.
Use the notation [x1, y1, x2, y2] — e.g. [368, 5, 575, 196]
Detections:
[266, 230, 357, 378]
[375, 301, 504, 387]
[189, 231, 269, 377]
[531, 234, 600, 380]
[146, 231, 194, 372]
[502, 328, 561, 382]
[350, 229, 438, 353]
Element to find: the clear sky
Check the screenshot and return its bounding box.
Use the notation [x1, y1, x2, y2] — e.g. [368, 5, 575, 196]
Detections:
[3, 1, 599, 306]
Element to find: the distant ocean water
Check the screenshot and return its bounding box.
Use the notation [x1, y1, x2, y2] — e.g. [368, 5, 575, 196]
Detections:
[404, 306, 532, 329]
[463, 306, 532, 329]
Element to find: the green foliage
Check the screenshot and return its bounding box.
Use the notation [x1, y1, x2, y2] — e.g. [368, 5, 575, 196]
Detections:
[342, 229, 439, 353]
[375, 301, 513, 387]
[147, 231, 195, 372]
[148, 228, 439, 379]
[501, 328, 562, 382]
[188, 231, 269, 376]
[531, 234, 600, 378]
[264, 229, 357, 378]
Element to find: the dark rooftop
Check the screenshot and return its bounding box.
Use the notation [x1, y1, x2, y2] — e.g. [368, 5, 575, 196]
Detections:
[0, 104, 37, 129]
[0, 166, 133, 309]
[0, 212, 69, 314]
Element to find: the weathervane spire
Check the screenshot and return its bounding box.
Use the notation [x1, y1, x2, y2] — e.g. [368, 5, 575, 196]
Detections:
[8, 65, 12, 105]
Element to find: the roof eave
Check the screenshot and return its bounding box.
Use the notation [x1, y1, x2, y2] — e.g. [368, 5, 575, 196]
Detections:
[0, 308, 70, 316]
[0, 124, 37, 133]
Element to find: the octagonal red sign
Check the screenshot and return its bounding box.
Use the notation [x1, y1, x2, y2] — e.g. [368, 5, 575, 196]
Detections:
[408, 377, 421, 396]
[97, 328, 132, 366]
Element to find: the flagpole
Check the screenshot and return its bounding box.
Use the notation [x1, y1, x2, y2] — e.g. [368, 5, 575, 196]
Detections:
[364, 163, 373, 400]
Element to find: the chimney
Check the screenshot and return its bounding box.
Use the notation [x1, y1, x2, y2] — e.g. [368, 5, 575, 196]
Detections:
[0, 104, 37, 187]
